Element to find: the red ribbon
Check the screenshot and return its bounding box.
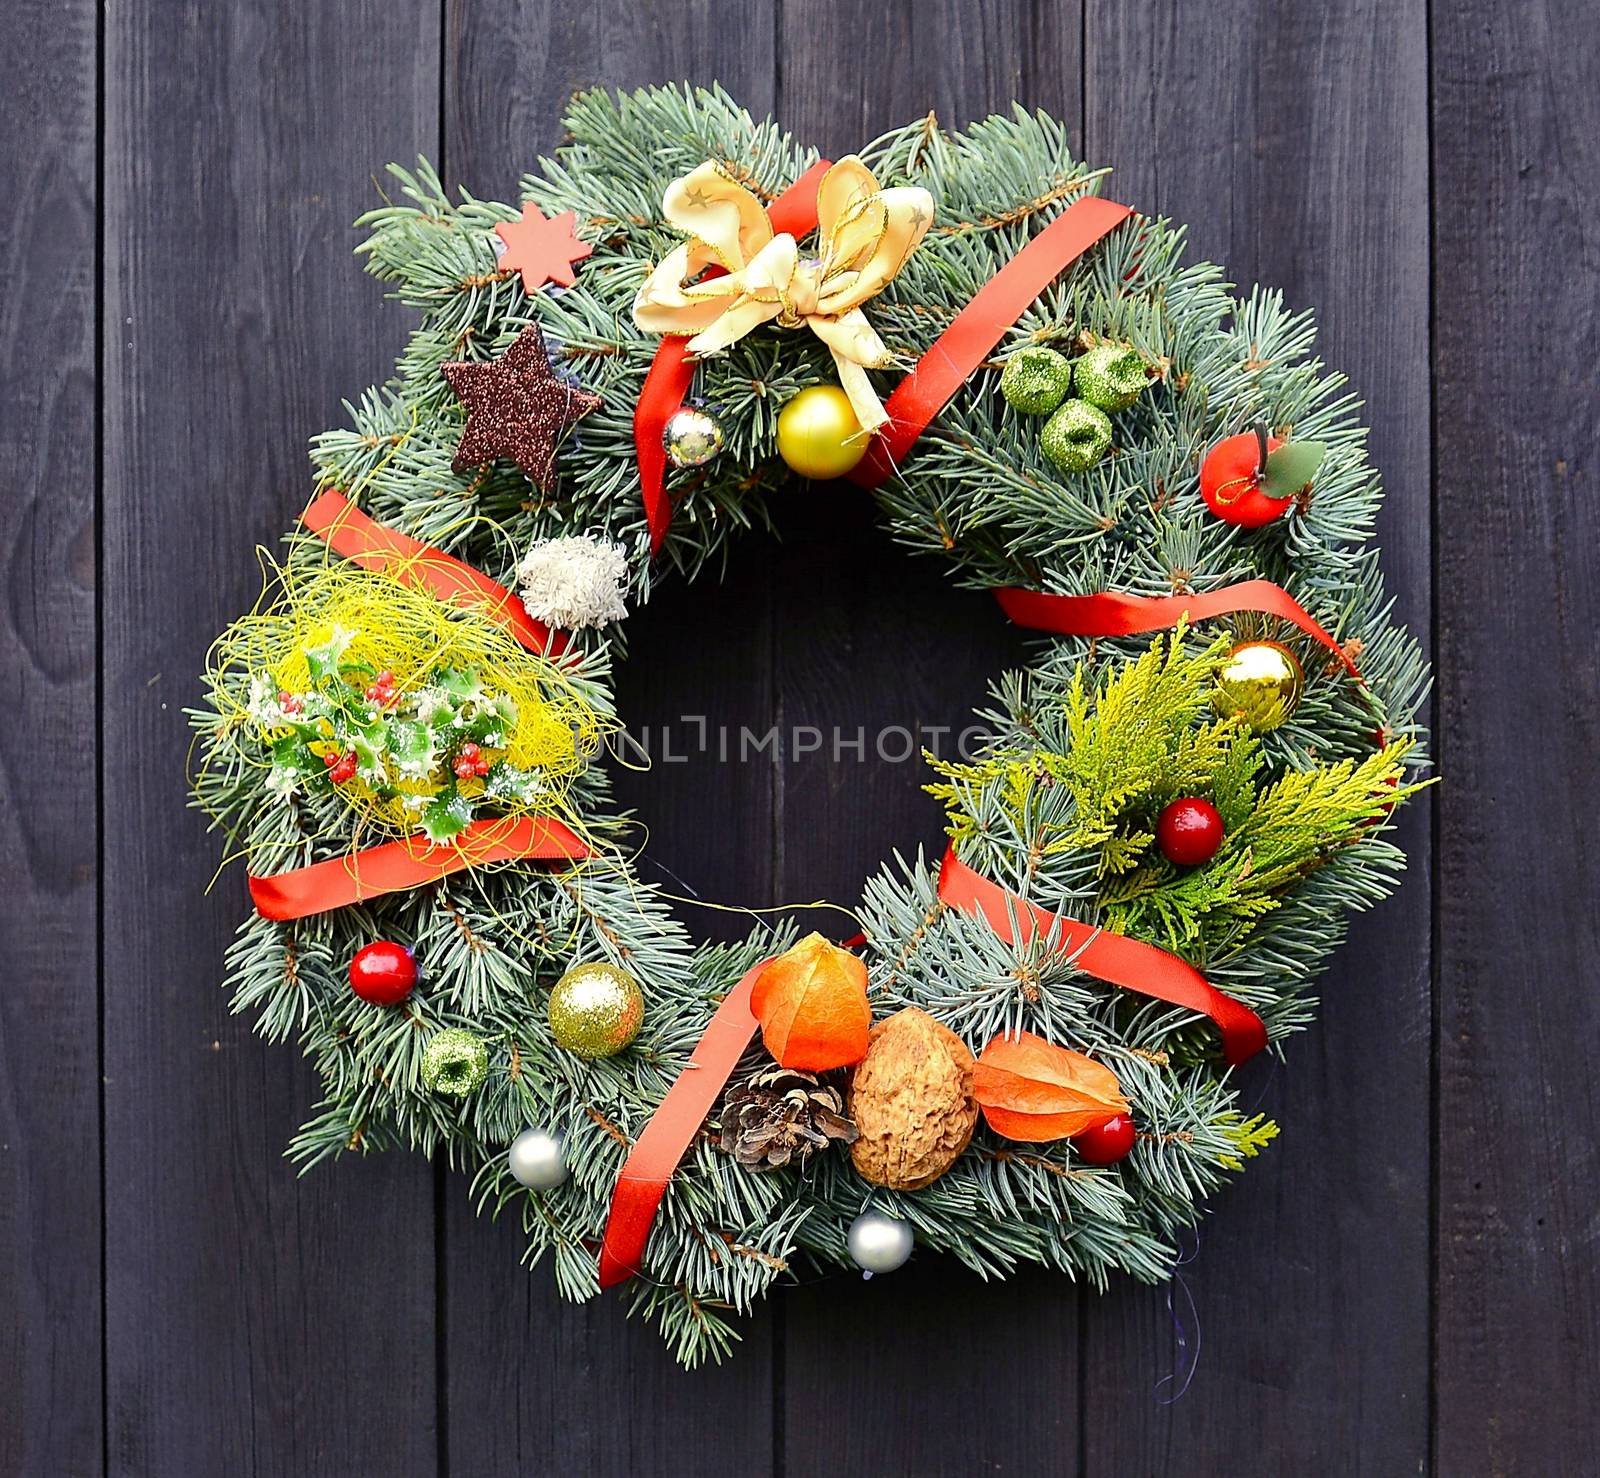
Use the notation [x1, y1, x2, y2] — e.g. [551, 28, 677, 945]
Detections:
[993, 579, 1363, 681]
[937, 847, 1267, 1067]
[248, 814, 591, 921]
[851, 195, 1134, 489]
[635, 162, 834, 555]
[301, 489, 565, 658]
[597, 959, 769, 1288]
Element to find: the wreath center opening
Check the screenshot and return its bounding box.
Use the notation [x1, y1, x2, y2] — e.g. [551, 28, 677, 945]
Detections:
[611, 488, 1028, 937]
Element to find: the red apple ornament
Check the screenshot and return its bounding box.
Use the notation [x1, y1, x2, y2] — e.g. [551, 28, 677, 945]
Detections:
[1200, 431, 1288, 527]
[1156, 797, 1225, 867]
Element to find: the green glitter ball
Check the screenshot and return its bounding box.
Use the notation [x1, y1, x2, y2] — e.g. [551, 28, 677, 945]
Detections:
[1072, 344, 1147, 412]
[998, 346, 1074, 416]
[421, 1027, 489, 1098]
[548, 961, 644, 1060]
[1041, 399, 1114, 474]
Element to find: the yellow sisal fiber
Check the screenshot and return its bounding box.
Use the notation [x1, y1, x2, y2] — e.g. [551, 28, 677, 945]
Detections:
[204, 556, 608, 836]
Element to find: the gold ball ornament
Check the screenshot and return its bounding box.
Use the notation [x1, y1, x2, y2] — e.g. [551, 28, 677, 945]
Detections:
[1212, 640, 1305, 733]
[662, 405, 725, 469]
[775, 385, 868, 480]
[548, 961, 644, 1059]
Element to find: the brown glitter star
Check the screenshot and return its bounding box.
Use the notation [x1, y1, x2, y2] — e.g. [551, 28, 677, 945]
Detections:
[440, 323, 602, 491]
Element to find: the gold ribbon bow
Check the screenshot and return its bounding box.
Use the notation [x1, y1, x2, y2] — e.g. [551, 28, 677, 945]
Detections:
[632, 156, 934, 433]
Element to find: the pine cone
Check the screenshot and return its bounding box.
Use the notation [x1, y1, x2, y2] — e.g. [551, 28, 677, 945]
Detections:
[718, 1064, 858, 1171]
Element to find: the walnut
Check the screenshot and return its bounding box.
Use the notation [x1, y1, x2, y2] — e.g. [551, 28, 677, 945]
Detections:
[848, 1008, 979, 1189]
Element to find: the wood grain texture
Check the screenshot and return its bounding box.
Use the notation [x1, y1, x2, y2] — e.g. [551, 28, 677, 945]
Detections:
[1433, 0, 1600, 1471]
[9, 0, 1586, 1467]
[776, 5, 1082, 1471]
[440, 6, 782, 1472]
[0, 1, 102, 1473]
[100, 3, 442, 1472]
[1082, 3, 1434, 1472]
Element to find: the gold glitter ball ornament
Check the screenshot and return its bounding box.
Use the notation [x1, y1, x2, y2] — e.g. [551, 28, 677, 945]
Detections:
[1212, 640, 1305, 733]
[775, 385, 868, 480]
[548, 961, 645, 1059]
[662, 406, 726, 468]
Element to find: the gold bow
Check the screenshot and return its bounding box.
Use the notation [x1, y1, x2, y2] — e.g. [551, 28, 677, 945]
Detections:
[632, 156, 934, 433]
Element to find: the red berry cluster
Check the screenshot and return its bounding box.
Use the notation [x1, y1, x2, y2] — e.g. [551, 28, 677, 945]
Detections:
[453, 741, 490, 780]
[322, 748, 358, 785]
[277, 689, 303, 716]
[364, 669, 399, 708]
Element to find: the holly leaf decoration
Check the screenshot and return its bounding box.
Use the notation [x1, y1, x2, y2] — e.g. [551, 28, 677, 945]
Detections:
[270, 734, 322, 775]
[420, 792, 473, 845]
[1261, 441, 1327, 500]
[436, 667, 486, 705]
[484, 763, 538, 803]
[389, 719, 436, 777]
[302, 624, 356, 682]
[351, 727, 389, 782]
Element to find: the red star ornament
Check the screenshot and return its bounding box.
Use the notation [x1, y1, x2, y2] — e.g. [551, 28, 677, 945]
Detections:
[494, 203, 594, 294]
[440, 323, 602, 491]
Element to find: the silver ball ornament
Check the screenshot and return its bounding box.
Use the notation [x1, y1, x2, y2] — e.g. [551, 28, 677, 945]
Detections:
[847, 1209, 914, 1276]
[507, 1127, 569, 1191]
[662, 406, 725, 469]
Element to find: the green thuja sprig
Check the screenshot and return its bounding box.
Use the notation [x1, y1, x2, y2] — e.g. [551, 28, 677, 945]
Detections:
[929, 628, 1422, 954]
[1217, 1112, 1281, 1172]
[1103, 738, 1417, 951]
[1052, 626, 1257, 874]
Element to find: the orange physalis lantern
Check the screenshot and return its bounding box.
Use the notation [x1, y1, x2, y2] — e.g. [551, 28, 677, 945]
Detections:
[972, 1031, 1130, 1143]
[750, 933, 872, 1072]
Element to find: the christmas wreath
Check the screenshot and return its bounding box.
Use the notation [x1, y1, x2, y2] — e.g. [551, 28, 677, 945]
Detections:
[191, 85, 1430, 1366]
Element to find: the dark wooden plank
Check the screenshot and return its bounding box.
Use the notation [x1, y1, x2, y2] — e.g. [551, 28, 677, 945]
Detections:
[439, 9, 783, 1470]
[1433, 1, 1600, 1471]
[1081, 3, 1433, 1471]
[776, 7, 1086, 1472]
[0, 1, 102, 1473]
[101, 5, 442, 1472]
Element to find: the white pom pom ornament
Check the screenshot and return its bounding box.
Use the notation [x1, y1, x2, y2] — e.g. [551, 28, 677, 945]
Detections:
[515, 536, 629, 630]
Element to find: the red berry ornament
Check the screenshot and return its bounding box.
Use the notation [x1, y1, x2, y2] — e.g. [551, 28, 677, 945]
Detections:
[454, 741, 490, 779]
[1073, 1113, 1137, 1166]
[349, 941, 418, 1006]
[1200, 431, 1289, 527]
[1157, 796, 1225, 867]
